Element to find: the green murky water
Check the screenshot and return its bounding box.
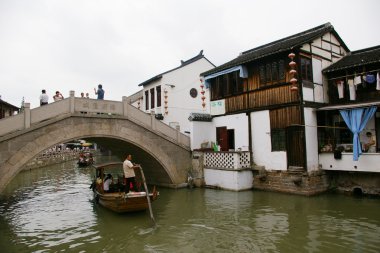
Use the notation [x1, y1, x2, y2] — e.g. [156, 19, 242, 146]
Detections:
[0, 158, 379, 252]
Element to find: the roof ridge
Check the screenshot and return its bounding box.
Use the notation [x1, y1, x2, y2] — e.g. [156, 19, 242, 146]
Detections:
[241, 22, 332, 55]
[180, 50, 204, 66]
[138, 50, 206, 86]
[350, 45, 380, 55]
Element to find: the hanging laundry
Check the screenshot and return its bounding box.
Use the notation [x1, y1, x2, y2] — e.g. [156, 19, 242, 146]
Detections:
[353, 75, 362, 86]
[348, 78, 356, 100]
[336, 80, 344, 99]
[377, 72, 380, 90]
[366, 74, 376, 84]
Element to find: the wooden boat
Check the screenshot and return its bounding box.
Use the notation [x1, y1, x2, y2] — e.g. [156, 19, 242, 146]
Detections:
[91, 162, 158, 213]
[77, 152, 94, 167]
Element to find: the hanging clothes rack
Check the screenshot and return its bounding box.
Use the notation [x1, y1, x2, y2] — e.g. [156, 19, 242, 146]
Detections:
[327, 68, 380, 81]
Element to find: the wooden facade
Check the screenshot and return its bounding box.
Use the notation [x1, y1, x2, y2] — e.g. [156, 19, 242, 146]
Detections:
[202, 23, 350, 171]
[0, 99, 19, 119]
[269, 106, 302, 129]
[223, 77, 299, 113]
[214, 54, 302, 128]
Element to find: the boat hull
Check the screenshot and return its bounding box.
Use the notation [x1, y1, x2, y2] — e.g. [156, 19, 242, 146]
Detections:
[95, 189, 158, 213]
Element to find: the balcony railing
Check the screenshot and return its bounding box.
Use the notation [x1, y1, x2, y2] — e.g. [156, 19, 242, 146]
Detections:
[204, 151, 251, 170]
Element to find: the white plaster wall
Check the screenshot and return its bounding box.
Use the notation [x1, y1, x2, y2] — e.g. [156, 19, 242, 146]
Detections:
[330, 33, 341, 48]
[312, 58, 323, 84]
[189, 121, 214, 150]
[303, 87, 314, 102]
[304, 107, 319, 171]
[314, 84, 324, 103]
[321, 59, 331, 103]
[204, 169, 253, 191]
[141, 58, 213, 134]
[213, 113, 249, 151]
[320, 153, 380, 173]
[251, 110, 287, 170]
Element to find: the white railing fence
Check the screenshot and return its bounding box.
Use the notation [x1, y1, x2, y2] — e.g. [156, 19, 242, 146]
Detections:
[204, 151, 251, 169]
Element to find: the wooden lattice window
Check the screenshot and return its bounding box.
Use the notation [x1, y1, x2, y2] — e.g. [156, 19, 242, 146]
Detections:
[260, 59, 286, 85]
[301, 57, 313, 82]
[145, 90, 149, 110]
[271, 128, 286, 151]
[156, 85, 161, 107]
[271, 61, 278, 82]
[278, 60, 285, 80]
[150, 88, 155, 109]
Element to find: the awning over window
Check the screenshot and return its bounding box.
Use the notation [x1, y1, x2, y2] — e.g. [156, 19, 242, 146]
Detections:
[204, 65, 248, 88]
[318, 101, 380, 111]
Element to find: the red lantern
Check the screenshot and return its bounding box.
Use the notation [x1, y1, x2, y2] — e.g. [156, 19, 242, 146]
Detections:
[289, 61, 296, 67]
[288, 52, 295, 59]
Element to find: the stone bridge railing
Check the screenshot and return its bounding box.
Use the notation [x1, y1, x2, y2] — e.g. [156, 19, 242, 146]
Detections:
[0, 91, 190, 148]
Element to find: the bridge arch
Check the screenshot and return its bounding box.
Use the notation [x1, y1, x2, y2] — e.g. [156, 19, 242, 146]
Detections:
[0, 115, 191, 193]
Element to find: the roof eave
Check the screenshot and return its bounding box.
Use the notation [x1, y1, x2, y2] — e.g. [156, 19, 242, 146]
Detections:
[138, 75, 163, 87]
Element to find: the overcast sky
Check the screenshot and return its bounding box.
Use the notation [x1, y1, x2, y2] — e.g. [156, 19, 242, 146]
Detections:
[1, 0, 379, 108]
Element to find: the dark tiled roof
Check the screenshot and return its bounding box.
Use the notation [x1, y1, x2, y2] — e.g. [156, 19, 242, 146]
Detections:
[188, 113, 212, 122]
[138, 50, 215, 87]
[323, 45, 380, 73]
[201, 22, 349, 77]
[0, 99, 20, 110]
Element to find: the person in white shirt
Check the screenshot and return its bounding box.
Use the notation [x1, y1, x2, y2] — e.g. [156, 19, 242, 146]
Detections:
[103, 174, 113, 192]
[39, 89, 49, 106]
[123, 154, 137, 193]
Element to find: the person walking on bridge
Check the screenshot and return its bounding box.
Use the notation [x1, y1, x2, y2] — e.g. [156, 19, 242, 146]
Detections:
[39, 89, 49, 106]
[94, 84, 105, 100]
[53, 91, 64, 101]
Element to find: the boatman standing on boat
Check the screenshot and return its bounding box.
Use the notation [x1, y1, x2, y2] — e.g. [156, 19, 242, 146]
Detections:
[123, 154, 137, 193]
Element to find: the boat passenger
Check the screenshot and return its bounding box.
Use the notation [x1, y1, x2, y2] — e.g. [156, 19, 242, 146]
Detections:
[103, 174, 113, 193]
[364, 132, 376, 153]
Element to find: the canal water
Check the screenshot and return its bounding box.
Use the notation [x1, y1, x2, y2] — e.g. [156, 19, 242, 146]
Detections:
[0, 158, 379, 253]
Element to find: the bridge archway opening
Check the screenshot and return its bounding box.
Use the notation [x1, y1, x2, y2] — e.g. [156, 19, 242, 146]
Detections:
[84, 137, 172, 186]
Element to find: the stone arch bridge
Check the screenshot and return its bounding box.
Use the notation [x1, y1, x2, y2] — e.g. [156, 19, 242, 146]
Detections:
[0, 91, 191, 193]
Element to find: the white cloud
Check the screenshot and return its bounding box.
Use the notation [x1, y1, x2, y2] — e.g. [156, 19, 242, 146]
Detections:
[0, 0, 379, 108]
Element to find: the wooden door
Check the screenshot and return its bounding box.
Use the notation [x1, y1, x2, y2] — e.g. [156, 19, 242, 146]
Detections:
[286, 125, 305, 169]
[216, 127, 228, 151]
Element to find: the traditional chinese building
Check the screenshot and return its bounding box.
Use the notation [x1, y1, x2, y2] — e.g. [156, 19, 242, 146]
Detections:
[131, 51, 215, 134]
[0, 98, 19, 119]
[317, 45, 380, 195]
[192, 23, 354, 194]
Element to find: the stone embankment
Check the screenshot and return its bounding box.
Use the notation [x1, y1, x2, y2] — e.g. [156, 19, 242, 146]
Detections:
[23, 149, 98, 170]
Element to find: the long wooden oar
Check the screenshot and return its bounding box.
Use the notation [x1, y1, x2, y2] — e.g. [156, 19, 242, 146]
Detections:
[137, 165, 155, 224]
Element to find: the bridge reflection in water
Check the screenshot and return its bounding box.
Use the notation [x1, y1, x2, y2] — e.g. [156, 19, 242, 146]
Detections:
[0, 158, 379, 253]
